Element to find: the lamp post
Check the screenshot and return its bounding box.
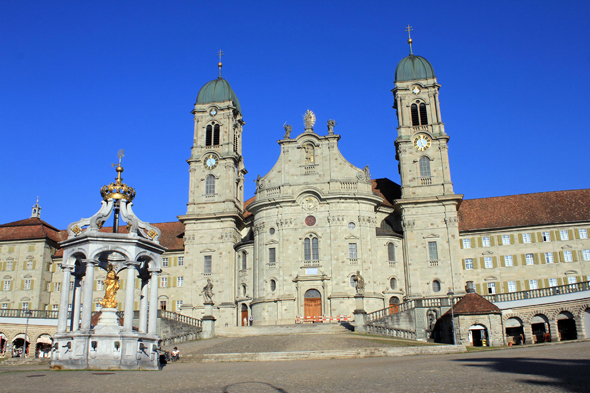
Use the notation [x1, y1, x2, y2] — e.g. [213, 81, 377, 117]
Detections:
[447, 289, 456, 345]
[22, 309, 32, 359]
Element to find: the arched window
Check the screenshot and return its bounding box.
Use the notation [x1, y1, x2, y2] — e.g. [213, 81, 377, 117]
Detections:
[242, 284, 247, 297]
[387, 243, 395, 261]
[411, 103, 420, 126]
[213, 124, 220, 145]
[389, 296, 400, 305]
[419, 103, 428, 125]
[270, 279, 276, 292]
[419, 156, 431, 177]
[411, 102, 428, 126]
[242, 251, 247, 270]
[205, 175, 215, 195]
[304, 235, 319, 261]
[206, 125, 213, 146]
[390, 277, 397, 290]
[432, 280, 441, 292]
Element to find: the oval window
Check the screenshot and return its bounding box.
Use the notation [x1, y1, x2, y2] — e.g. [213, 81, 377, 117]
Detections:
[270, 279, 276, 292]
[269, 228, 275, 235]
[432, 280, 441, 293]
[390, 277, 397, 290]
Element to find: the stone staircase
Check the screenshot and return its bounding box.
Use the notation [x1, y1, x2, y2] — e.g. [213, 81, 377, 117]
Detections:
[216, 322, 354, 337]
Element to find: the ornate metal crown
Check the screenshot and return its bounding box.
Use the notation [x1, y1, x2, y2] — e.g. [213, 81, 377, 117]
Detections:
[100, 161, 136, 202]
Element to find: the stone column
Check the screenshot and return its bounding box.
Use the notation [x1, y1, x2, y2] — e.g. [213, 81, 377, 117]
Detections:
[138, 278, 149, 333]
[201, 301, 216, 339]
[71, 276, 82, 332]
[123, 265, 136, 332]
[57, 266, 73, 333]
[80, 260, 95, 331]
[353, 294, 367, 333]
[148, 271, 159, 334]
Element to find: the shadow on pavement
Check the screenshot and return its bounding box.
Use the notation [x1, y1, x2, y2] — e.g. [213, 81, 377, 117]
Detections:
[456, 356, 590, 392]
[222, 381, 288, 393]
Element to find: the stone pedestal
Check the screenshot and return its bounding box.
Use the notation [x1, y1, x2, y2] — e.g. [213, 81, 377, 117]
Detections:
[353, 294, 367, 333]
[201, 301, 216, 339]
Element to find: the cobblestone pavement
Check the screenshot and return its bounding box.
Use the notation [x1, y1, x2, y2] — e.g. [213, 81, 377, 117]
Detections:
[1, 341, 589, 393]
[162, 333, 430, 357]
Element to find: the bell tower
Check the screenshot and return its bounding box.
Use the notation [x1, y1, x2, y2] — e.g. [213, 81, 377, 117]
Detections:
[178, 54, 246, 325]
[393, 28, 464, 299]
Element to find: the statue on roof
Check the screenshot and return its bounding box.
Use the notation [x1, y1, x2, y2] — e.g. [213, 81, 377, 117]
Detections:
[283, 123, 292, 139]
[327, 119, 336, 135]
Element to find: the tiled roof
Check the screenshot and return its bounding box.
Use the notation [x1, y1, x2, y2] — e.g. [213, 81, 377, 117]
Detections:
[443, 292, 501, 316]
[243, 196, 255, 219]
[372, 178, 401, 207]
[0, 217, 64, 244]
[458, 189, 590, 232]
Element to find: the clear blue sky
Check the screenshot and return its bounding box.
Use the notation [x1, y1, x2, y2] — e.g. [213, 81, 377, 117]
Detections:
[1, 1, 589, 229]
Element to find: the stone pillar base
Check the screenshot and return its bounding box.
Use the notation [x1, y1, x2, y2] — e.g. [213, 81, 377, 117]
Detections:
[353, 310, 368, 333]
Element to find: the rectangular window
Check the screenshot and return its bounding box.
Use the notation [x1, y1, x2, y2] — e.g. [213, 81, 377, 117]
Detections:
[487, 282, 496, 294]
[204, 256, 212, 274]
[567, 276, 577, 284]
[579, 228, 588, 239]
[462, 239, 471, 249]
[560, 230, 569, 240]
[427, 242, 438, 261]
[583, 250, 590, 261]
[160, 277, 168, 288]
[1, 303, 8, 309]
[525, 253, 534, 265]
[529, 279, 538, 289]
[178, 256, 184, 266]
[508, 281, 517, 292]
[542, 232, 551, 242]
[269, 248, 276, 264]
[482, 236, 491, 247]
[46, 282, 51, 291]
[97, 280, 104, 290]
[484, 257, 493, 269]
[26, 261, 33, 270]
[348, 243, 358, 259]
[177, 276, 183, 287]
[22, 302, 29, 310]
[70, 281, 74, 291]
[504, 255, 514, 267]
[464, 258, 474, 270]
[96, 303, 102, 311]
[24, 279, 31, 290]
[5, 261, 12, 270]
[523, 233, 532, 243]
[502, 235, 510, 245]
[176, 300, 183, 310]
[549, 278, 558, 287]
[160, 301, 167, 310]
[3, 281, 10, 291]
[162, 258, 169, 267]
[545, 252, 554, 264]
[564, 251, 573, 262]
[52, 304, 59, 311]
[55, 282, 61, 292]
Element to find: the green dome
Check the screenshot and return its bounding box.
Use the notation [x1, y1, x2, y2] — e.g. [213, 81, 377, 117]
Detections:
[395, 55, 435, 82]
[196, 77, 241, 113]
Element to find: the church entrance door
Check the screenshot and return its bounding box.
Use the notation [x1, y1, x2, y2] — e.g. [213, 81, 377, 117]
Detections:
[304, 289, 322, 323]
[241, 304, 248, 326]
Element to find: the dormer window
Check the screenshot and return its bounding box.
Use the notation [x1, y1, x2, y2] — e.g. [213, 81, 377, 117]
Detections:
[206, 123, 220, 146]
[411, 102, 428, 126]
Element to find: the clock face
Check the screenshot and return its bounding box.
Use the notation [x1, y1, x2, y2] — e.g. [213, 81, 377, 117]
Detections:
[203, 154, 218, 169]
[413, 134, 432, 151]
[305, 216, 316, 226]
[209, 108, 217, 116]
[412, 86, 421, 94]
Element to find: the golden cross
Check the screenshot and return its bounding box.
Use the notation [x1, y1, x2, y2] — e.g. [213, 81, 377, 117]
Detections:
[405, 25, 414, 55]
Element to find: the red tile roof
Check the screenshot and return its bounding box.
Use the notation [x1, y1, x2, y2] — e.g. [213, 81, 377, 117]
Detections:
[372, 178, 401, 207]
[458, 189, 590, 232]
[0, 217, 65, 244]
[444, 292, 501, 316]
[243, 196, 255, 218]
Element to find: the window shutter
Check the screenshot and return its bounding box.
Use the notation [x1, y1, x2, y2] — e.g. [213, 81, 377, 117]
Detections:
[533, 254, 539, 265]
[21, 280, 24, 290]
[50, 283, 54, 291]
[518, 234, 523, 244]
[30, 280, 34, 290]
[0, 262, 4, 271]
[475, 283, 482, 294]
[460, 241, 463, 249]
[525, 280, 530, 290]
[492, 256, 497, 268]
[167, 279, 171, 288]
[516, 281, 522, 291]
[92, 303, 96, 312]
[543, 279, 549, 288]
[568, 230, 574, 240]
[550, 231, 556, 241]
[471, 237, 477, 248]
[510, 234, 515, 244]
[174, 257, 178, 266]
[172, 301, 176, 311]
[173, 277, 177, 287]
[531, 234, 537, 243]
[496, 235, 502, 245]
[461, 259, 465, 269]
[520, 254, 526, 266]
[479, 257, 485, 269]
[572, 251, 578, 262]
[558, 251, 564, 262]
[51, 263, 56, 273]
[93, 280, 97, 290]
[32, 261, 36, 269]
[134, 301, 138, 310]
[503, 281, 508, 293]
[477, 237, 483, 247]
[536, 232, 542, 242]
[577, 275, 583, 283]
[490, 236, 496, 246]
[557, 277, 563, 286]
[500, 255, 505, 267]
[18, 303, 22, 309]
[23, 262, 27, 270]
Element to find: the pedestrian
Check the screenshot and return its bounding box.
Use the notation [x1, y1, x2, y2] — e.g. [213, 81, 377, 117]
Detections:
[171, 347, 180, 362]
[249, 315, 253, 326]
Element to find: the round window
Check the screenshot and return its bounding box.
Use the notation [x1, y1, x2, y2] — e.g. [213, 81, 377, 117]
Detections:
[348, 222, 356, 230]
[269, 228, 275, 235]
[270, 279, 276, 292]
[432, 280, 441, 293]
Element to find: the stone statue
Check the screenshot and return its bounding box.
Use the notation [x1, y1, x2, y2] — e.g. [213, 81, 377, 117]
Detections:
[327, 119, 336, 135]
[202, 278, 214, 303]
[353, 270, 365, 295]
[304, 144, 314, 164]
[283, 123, 292, 139]
[363, 165, 371, 181]
[100, 263, 120, 308]
[303, 109, 316, 129]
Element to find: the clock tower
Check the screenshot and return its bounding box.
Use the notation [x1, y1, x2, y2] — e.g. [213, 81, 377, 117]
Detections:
[178, 57, 247, 324]
[393, 29, 464, 299]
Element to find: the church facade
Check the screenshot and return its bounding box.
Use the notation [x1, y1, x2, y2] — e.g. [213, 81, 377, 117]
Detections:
[1, 46, 589, 330]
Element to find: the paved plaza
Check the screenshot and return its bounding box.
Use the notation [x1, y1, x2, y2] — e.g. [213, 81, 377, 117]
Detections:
[1, 341, 589, 392]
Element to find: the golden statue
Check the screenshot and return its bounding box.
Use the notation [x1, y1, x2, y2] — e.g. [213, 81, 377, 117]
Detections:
[100, 263, 120, 308]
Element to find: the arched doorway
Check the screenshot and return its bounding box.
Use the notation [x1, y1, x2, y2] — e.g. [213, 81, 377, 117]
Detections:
[35, 334, 53, 358]
[531, 314, 551, 343]
[304, 289, 322, 323]
[388, 296, 400, 314]
[584, 308, 590, 339]
[0, 333, 7, 356]
[468, 325, 488, 347]
[240, 304, 248, 326]
[505, 317, 525, 345]
[557, 311, 577, 341]
[12, 333, 30, 358]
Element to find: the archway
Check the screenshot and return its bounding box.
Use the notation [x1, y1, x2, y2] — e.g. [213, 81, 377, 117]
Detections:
[468, 325, 488, 347]
[584, 308, 590, 339]
[388, 296, 400, 314]
[304, 289, 322, 323]
[12, 333, 30, 358]
[557, 311, 577, 341]
[505, 317, 525, 345]
[531, 314, 551, 343]
[35, 334, 53, 358]
[241, 304, 248, 327]
[0, 333, 6, 356]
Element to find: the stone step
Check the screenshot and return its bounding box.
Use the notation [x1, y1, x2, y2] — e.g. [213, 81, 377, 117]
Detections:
[216, 322, 354, 337]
